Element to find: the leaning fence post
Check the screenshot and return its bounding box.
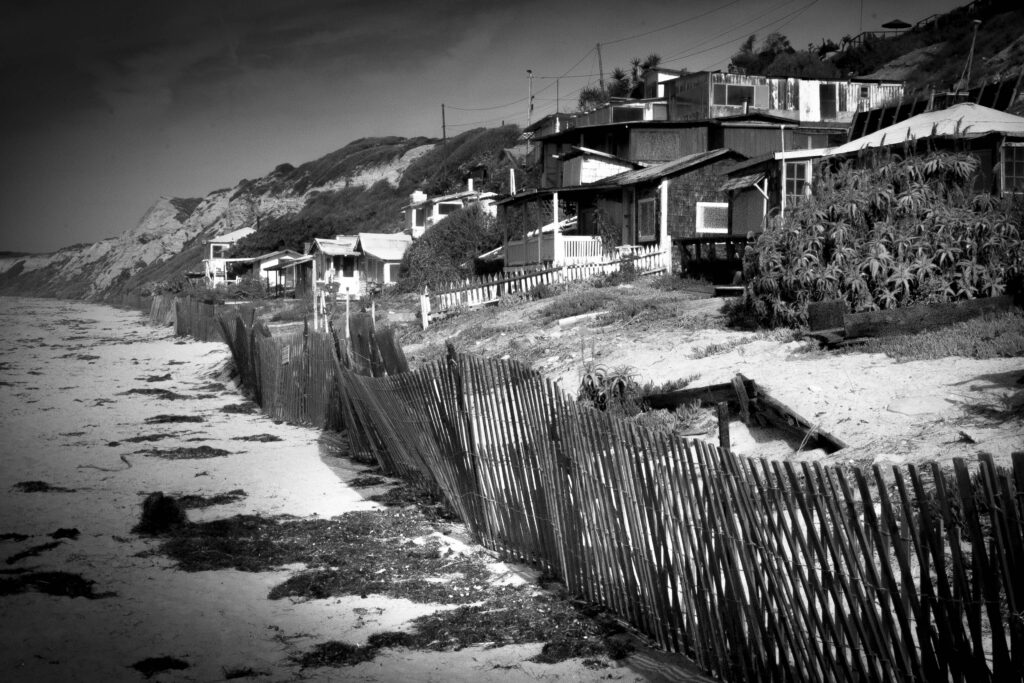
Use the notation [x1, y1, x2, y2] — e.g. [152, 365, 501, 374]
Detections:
[717, 402, 731, 451]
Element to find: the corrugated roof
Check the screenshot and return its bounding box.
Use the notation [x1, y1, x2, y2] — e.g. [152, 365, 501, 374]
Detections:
[602, 149, 738, 186]
[209, 227, 255, 244]
[314, 236, 359, 257]
[266, 255, 314, 271]
[357, 233, 412, 261]
[829, 103, 1024, 155]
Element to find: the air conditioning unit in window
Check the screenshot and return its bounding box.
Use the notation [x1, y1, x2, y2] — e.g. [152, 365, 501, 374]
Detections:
[696, 202, 729, 234]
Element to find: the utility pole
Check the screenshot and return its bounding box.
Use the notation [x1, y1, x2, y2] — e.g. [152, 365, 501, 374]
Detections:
[527, 69, 534, 127]
[597, 43, 605, 90]
[441, 103, 448, 175]
[556, 78, 559, 113]
[957, 19, 983, 93]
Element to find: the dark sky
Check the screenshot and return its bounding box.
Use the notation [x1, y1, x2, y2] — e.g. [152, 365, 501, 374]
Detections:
[0, 0, 963, 253]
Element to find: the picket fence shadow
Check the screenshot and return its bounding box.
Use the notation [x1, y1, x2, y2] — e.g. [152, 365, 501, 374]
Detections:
[172, 298, 1024, 683]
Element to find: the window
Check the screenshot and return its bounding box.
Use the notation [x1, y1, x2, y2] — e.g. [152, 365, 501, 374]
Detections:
[1002, 143, 1024, 195]
[412, 207, 425, 227]
[712, 83, 768, 108]
[785, 161, 812, 203]
[210, 244, 226, 259]
[859, 85, 870, 99]
[637, 198, 657, 242]
[696, 202, 729, 234]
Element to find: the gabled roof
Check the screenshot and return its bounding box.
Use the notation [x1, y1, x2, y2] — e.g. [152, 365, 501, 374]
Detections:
[601, 149, 744, 186]
[254, 249, 302, 263]
[313, 236, 359, 257]
[357, 233, 412, 261]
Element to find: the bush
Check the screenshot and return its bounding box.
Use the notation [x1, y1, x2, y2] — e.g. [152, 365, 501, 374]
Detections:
[741, 151, 1024, 327]
[399, 205, 502, 292]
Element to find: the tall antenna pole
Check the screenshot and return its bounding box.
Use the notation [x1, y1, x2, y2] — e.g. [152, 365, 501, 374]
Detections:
[556, 78, 560, 113]
[597, 43, 605, 90]
[527, 69, 534, 127]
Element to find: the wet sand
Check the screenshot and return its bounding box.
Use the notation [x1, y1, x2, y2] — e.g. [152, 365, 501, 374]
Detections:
[0, 297, 703, 682]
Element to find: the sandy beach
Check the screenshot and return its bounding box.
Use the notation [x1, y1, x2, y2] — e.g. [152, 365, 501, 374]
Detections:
[0, 297, 710, 682]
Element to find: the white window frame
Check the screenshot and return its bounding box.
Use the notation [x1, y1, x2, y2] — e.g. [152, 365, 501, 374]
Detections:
[785, 160, 813, 204]
[696, 202, 729, 234]
[1001, 142, 1024, 196]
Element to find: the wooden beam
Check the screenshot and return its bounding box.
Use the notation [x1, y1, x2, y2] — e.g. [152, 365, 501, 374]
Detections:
[844, 295, 1016, 339]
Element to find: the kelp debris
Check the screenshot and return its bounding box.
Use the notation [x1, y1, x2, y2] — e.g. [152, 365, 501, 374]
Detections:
[119, 388, 190, 400]
[123, 433, 177, 443]
[12, 481, 75, 493]
[131, 656, 189, 678]
[50, 528, 80, 539]
[349, 476, 388, 488]
[145, 414, 205, 424]
[0, 571, 113, 599]
[139, 445, 230, 460]
[5, 540, 62, 565]
[369, 484, 458, 521]
[221, 402, 258, 414]
[0, 533, 29, 542]
[295, 588, 630, 668]
[143, 373, 172, 382]
[154, 509, 492, 603]
[232, 434, 282, 442]
[176, 489, 247, 509]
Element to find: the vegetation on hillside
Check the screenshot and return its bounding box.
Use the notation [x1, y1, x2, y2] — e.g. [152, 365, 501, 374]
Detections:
[738, 151, 1024, 328]
[577, 54, 666, 111]
[730, 33, 840, 79]
[230, 126, 524, 258]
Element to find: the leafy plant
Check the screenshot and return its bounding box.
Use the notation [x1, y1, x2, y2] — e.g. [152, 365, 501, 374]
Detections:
[740, 151, 1023, 327]
[578, 363, 643, 416]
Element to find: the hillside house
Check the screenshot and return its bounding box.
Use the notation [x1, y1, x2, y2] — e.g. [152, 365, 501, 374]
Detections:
[722, 102, 1024, 234]
[533, 114, 846, 189]
[497, 149, 745, 270]
[666, 71, 904, 124]
[403, 181, 498, 238]
[202, 227, 256, 286]
[311, 236, 361, 298]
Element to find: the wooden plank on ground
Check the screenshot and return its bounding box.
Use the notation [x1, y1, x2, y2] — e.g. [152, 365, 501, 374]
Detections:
[844, 295, 1015, 338]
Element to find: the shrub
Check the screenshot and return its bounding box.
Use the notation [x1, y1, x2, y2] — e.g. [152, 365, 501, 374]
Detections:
[741, 151, 1024, 327]
[399, 205, 502, 292]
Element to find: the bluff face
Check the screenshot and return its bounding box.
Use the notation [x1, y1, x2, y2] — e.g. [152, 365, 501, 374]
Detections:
[0, 137, 445, 302]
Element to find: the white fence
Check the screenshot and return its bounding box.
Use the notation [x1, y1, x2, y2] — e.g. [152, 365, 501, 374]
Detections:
[419, 244, 670, 329]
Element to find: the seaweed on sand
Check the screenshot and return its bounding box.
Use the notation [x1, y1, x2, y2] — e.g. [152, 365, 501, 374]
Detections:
[155, 509, 492, 603]
[131, 656, 189, 678]
[145, 414, 205, 424]
[123, 433, 177, 443]
[232, 434, 282, 442]
[5, 540, 62, 565]
[12, 481, 75, 493]
[348, 476, 388, 488]
[119, 388, 190, 400]
[293, 587, 631, 668]
[369, 484, 458, 522]
[175, 489, 247, 509]
[0, 570, 114, 598]
[222, 402, 258, 414]
[139, 445, 230, 459]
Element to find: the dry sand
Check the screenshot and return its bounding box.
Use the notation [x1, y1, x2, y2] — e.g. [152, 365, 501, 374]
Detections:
[0, 297, 709, 682]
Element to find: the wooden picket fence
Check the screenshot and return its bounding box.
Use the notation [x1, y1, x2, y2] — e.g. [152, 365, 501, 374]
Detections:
[184, 308, 1024, 682]
[420, 244, 670, 329]
[174, 296, 223, 342]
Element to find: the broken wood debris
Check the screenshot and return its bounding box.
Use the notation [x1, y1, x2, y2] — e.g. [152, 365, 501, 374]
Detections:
[643, 374, 846, 454]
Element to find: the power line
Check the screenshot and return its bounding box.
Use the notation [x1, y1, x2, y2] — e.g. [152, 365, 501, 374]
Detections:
[663, 0, 818, 66]
[661, 0, 802, 63]
[599, 0, 745, 46]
